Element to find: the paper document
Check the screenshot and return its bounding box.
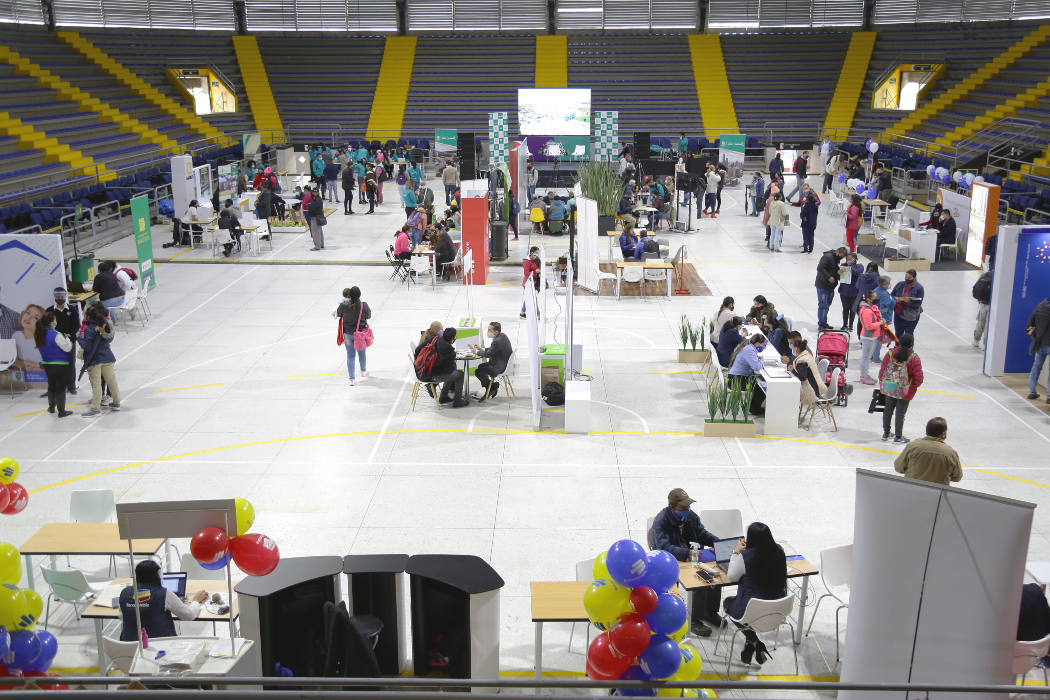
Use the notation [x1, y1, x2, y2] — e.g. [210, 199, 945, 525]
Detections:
[208, 638, 248, 657]
[96, 583, 129, 608]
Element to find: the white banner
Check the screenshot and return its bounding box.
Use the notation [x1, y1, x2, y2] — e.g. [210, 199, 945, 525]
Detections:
[0, 234, 66, 385]
[936, 187, 971, 254]
[525, 286, 541, 431]
[576, 196, 599, 293]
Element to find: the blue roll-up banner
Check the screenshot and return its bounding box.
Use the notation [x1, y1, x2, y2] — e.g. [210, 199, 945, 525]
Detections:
[1006, 228, 1050, 372]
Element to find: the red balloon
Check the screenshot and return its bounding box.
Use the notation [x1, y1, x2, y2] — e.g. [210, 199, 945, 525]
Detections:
[629, 586, 659, 615]
[609, 612, 652, 658]
[0, 665, 23, 691]
[1, 483, 26, 515]
[586, 660, 620, 681]
[588, 633, 632, 678]
[43, 673, 68, 691]
[190, 527, 230, 566]
[229, 533, 280, 577]
[0, 484, 9, 512]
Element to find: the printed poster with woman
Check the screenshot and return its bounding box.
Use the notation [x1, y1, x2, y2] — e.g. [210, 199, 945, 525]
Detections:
[0, 234, 66, 385]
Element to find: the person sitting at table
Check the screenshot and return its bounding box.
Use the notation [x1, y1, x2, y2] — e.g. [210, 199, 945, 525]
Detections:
[415, 327, 468, 408]
[651, 488, 720, 638]
[619, 227, 639, 261]
[119, 560, 208, 642]
[529, 195, 548, 236]
[549, 196, 567, 234]
[760, 315, 791, 359]
[723, 522, 787, 666]
[435, 231, 457, 281]
[617, 191, 638, 228]
[1018, 583, 1050, 646]
[920, 203, 943, 230]
[633, 234, 659, 261]
[716, 317, 745, 368]
[728, 333, 767, 416]
[786, 336, 826, 410]
[745, 295, 778, 324]
[180, 199, 203, 247]
[394, 225, 413, 262]
[471, 321, 513, 401]
[934, 208, 957, 261]
[216, 210, 236, 258]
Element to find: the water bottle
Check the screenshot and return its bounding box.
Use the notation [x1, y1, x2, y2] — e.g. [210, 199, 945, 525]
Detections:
[690, 543, 700, 568]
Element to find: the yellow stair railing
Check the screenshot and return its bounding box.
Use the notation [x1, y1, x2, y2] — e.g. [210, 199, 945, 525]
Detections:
[536, 36, 568, 88]
[231, 36, 283, 143]
[687, 35, 738, 139]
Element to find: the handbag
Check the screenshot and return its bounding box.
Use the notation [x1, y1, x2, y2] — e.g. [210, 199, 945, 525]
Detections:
[353, 304, 374, 351]
[337, 317, 344, 347]
[316, 214, 328, 226]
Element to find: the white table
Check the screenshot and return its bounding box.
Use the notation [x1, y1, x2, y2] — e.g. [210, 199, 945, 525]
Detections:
[412, 247, 439, 287]
[128, 636, 256, 687]
[740, 326, 801, 435]
[1026, 562, 1050, 590]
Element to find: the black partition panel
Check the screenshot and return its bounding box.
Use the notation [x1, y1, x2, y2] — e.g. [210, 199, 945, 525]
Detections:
[343, 554, 409, 676]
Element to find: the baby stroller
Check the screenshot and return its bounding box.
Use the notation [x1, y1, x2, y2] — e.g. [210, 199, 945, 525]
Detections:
[816, 329, 852, 406]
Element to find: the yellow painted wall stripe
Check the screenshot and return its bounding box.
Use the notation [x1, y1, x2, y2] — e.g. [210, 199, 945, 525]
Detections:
[824, 31, 877, 140]
[536, 36, 568, 88]
[231, 35, 284, 141]
[687, 35, 738, 139]
[366, 36, 417, 140]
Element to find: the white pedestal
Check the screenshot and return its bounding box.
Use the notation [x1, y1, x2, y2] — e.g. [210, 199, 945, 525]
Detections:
[761, 370, 801, 435]
[564, 381, 591, 434]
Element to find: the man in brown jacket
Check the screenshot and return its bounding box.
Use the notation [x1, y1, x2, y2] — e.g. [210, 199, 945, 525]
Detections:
[894, 417, 962, 486]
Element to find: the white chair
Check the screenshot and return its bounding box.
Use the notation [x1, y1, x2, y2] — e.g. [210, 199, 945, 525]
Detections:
[137, 281, 153, 318]
[1014, 633, 1050, 686]
[408, 342, 441, 411]
[621, 265, 643, 296]
[817, 358, 829, 380]
[781, 315, 794, 331]
[594, 261, 617, 298]
[886, 198, 909, 225]
[481, 350, 516, 403]
[440, 248, 463, 281]
[568, 558, 595, 653]
[0, 338, 24, 398]
[698, 509, 744, 539]
[643, 265, 669, 298]
[70, 489, 118, 574]
[103, 636, 139, 675]
[646, 516, 656, 550]
[938, 233, 959, 262]
[410, 254, 431, 280]
[796, 327, 809, 343]
[805, 544, 852, 662]
[716, 594, 799, 678]
[801, 367, 840, 431]
[113, 290, 146, 333]
[39, 566, 107, 630]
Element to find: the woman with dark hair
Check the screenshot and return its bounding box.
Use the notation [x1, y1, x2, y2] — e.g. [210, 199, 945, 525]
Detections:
[729, 333, 768, 416]
[307, 187, 325, 250]
[36, 312, 74, 417]
[878, 333, 923, 444]
[788, 337, 826, 409]
[921, 203, 943, 230]
[435, 231, 457, 281]
[337, 286, 371, 385]
[78, 305, 120, 417]
[724, 522, 788, 665]
[799, 192, 818, 254]
[761, 315, 791, 358]
[715, 317, 745, 368]
[845, 193, 864, 253]
[119, 560, 207, 642]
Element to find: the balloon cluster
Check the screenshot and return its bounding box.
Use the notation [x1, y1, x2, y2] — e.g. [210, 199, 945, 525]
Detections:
[190, 498, 279, 577]
[0, 458, 28, 516]
[0, 542, 66, 690]
[864, 140, 879, 154]
[582, 540, 713, 698]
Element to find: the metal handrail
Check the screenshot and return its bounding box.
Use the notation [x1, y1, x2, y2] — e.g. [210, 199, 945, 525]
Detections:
[872, 51, 947, 92]
[166, 61, 238, 99]
[761, 122, 823, 144]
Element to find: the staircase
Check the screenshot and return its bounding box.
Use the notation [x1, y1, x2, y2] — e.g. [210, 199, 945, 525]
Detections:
[56, 31, 223, 144]
[231, 36, 283, 142]
[536, 36, 568, 88]
[825, 32, 877, 139]
[687, 35, 738, 138]
[365, 36, 417, 141]
[0, 110, 105, 178]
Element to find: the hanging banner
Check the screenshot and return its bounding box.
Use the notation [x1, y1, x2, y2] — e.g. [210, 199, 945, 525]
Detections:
[718, 134, 746, 169]
[242, 132, 261, 157]
[0, 234, 66, 386]
[218, 163, 238, 196]
[488, 112, 509, 166]
[435, 129, 458, 154]
[594, 111, 618, 161]
[131, 196, 156, 291]
[966, 181, 1001, 268]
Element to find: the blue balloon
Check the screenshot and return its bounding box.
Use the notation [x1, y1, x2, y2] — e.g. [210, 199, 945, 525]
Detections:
[0, 627, 8, 660]
[638, 634, 682, 679]
[22, 630, 57, 673]
[200, 552, 230, 570]
[638, 550, 679, 593]
[606, 540, 648, 588]
[866, 187, 878, 199]
[855, 183, 865, 195]
[837, 173, 846, 183]
[616, 665, 656, 696]
[4, 630, 41, 670]
[643, 593, 687, 634]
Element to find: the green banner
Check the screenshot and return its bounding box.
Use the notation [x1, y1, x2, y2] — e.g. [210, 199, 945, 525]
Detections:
[719, 133, 746, 156]
[131, 196, 155, 290]
[435, 128, 457, 153]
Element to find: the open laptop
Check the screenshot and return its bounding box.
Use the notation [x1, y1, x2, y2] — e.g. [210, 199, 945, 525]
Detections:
[161, 572, 188, 599]
[713, 538, 739, 573]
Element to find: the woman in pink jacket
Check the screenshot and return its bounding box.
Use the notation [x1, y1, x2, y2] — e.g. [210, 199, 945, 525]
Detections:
[857, 290, 887, 384]
[393, 225, 412, 261]
[845, 193, 864, 253]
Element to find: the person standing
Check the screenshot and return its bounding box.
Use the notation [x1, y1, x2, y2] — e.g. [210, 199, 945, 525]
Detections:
[341, 164, 355, 215]
[819, 136, 832, 176]
[838, 252, 862, 332]
[768, 151, 784, 180]
[408, 161, 424, 192]
[891, 270, 924, 339]
[526, 162, 538, 203]
[509, 193, 520, 241]
[815, 247, 846, 331]
[703, 165, 720, 218]
[442, 161, 459, 206]
[1025, 296, 1050, 401]
[396, 164, 408, 206]
[972, 270, 992, 349]
[78, 305, 121, 417]
[36, 312, 73, 417]
[874, 275, 894, 363]
[338, 287, 370, 385]
[799, 192, 818, 254]
[715, 162, 727, 214]
[311, 155, 326, 199]
[364, 166, 378, 214]
[46, 287, 79, 395]
[307, 190, 325, 251]
[324, 160, 340, 203]
[375, 162, 386, 204]
[894, 417, 962, 485]
[856, 290, 886, 385]
[878, 333, 922, 443]
[845, 194, 863, 253]
[403, 185, 419, 220]
[471, 322, 513, 401]
[354, 159, 368, 204]
[788, 152, 808, 202]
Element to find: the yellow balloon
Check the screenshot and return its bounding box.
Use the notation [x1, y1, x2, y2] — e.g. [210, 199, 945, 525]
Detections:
[0, 458, 17, 485]
[699, 691, 716, 698]
[0, 543, 20, 586]
[670, 642, 703, 681]
[234, 498, 255, 537]
[583, 578, 631, 623]
[657, 689, 699, 698]
[0, 584, 27, 628]
[592, 552, 611, 581]
[6, 588, 42, 631]
[669, 617, 689, 643]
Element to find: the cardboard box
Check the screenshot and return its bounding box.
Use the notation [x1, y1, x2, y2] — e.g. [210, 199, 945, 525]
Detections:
[541, 366, 559, 388]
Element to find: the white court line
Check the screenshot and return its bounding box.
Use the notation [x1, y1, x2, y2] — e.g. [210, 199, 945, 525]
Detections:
[924, 370, 1050, 446]
[735, 437, 753, 466]
[366, 371, 412, 464]
[592, 401, 650, 434]
[467, 404, 505, 433]
[592, 326, 659, 349]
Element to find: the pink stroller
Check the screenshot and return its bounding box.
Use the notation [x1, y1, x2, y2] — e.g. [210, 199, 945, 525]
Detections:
[816, 330, 852, 406]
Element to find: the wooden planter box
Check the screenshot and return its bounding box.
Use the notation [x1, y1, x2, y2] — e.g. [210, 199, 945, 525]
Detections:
[703, 420, 757, 438]
[884, 257, 931, 272]
[857, 233, 879, 246]
[678, 350, 711, 364]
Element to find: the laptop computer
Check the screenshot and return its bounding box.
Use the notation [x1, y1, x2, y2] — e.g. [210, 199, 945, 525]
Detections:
[713, 538, 739, 573]
[161, 572, 188, 598]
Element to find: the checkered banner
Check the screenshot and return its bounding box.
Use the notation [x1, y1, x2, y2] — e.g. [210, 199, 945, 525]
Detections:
[488, 111, 509, 166]
[594, 111, 619, 161]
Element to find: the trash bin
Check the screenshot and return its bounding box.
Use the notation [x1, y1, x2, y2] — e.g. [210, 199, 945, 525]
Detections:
[343, 554, 410, 675]
[70, 255, 94, 284]
[489, 221, 508, 261]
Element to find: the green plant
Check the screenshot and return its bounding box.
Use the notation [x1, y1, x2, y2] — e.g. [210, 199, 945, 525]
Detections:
[687, 321, 699, 351]
[697, 318, 706, 351]
[740, 378, 756, 421]
[575, 161, 622, 217]
[678, 314, 690, 350]
[707, 382, 720, 421]
[727, 381, 741, 422]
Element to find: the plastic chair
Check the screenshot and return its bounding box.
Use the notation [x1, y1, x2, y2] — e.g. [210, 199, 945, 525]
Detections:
[568, 558, 595, 653]
[646, 516, 656, 549]
[114, 290, 145, 334]
[481, 350, 516, 404]
[408, 342, 441, 411]
[70, 489, 118, 574]
[781, 315, 794, 331]
[698, 509, 743, 539]
[805, 543, 852, 661]
[594, 261, 617, 298]
[715, 594, 798, 678]
[0, 338, 24, 398]
[103, 636, 138, 675]
[802, 367, 840, 431]
[643, 265, 668, 298]
[386, 248, 409, 283]
[1014, 633, 1050, 686]
[938, 233, 959, 261]
[39, 566, 107, 630]
[621, 265, 643, 294]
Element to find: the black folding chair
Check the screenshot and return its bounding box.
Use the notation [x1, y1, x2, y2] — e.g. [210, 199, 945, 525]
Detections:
[386, 248, 409, 283]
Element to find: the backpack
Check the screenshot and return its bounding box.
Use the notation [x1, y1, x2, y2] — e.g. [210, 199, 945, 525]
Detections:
[117, 267, 139, 281]
[644, 239, 659, 254]
[396, 171, 407, 185]
[880, 356, 912, 399]
[413, 337, 439, 380]
[541, 381, 564, 406]
[510, 198, 520, 216]
[972, 275, 992, 302]
[652, 195, 665, 210]
[158, 198, 174, 217]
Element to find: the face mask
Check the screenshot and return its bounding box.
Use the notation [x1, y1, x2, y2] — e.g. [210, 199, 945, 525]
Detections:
[758, 343, 768, 352]
[54, 297, 65, 306]
[487, 331, 496, 339]
[674, 507, 689, 520]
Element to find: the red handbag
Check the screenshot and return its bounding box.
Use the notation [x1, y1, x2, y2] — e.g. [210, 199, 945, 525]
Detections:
[336, 317, 344, 346]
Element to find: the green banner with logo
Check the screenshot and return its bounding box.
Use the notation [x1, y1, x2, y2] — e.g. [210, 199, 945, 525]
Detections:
[131, 196, 155, 290]
[719, 133, 746, 168]
[435, 128, 458, 153]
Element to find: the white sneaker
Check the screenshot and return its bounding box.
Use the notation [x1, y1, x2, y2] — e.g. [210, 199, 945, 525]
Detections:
[100, 396, 112, 406]
[360, 371, 368, 377]
[972, 339, 980, 348]
[349, 378, 356, 386]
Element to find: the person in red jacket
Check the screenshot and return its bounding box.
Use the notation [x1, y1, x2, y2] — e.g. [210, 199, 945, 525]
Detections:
[845, 194, 864, 253]
[520, 247, 541, 318]
[878, 333, 923, 444]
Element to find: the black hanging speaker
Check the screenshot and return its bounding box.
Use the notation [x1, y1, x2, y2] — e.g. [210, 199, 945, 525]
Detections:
[634, 132, 651, 159]
[457, 132, 475, 162]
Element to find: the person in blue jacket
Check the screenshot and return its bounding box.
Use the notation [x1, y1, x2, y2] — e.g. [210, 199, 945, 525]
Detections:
[408, 163, 424, 192]
[652, 488, 720, 637]
[619, 227, 638, 260]
[311, 156, 326, 199]
[633, 234, 655, 260]
[891, 269, 925, 339]
[716, 316, 745, 368]
[728, 333, 768, 416]
[36, 312, 74, 417]
[837, 252, 863, 332]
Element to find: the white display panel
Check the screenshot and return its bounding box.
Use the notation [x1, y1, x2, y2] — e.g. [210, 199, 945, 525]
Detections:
[517, 89, 592, 136]
[966, 183, 993, 268]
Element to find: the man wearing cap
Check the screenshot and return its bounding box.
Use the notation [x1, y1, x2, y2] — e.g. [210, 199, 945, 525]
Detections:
[651, 488, 721, 637]
[46, 287, 80, 395]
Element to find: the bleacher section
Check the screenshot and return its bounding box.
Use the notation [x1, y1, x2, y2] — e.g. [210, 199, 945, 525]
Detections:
[568, 35, 702, 139]
[721, 32, 852, 133]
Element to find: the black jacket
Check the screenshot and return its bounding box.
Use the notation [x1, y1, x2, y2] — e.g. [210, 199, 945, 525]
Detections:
[972, 272, 992, 305]
[256, 189, 271, 215]
[342, 168, 355, 190]
[1028, 298, 1050, 353]
[477, 332, 513, 374]
[878, 170, 892, 191]
[800, 200, 818, 231]
[307, 197, 324, 217]
[432, 336, 457, 376]
[91, 271, 124, 301]
[1019, 582, 1050, 642]
[815, 250, 840, 290]
[651, 506, 717, 562]
[937, 216, 957, 246]
[47, 303, 80, 337]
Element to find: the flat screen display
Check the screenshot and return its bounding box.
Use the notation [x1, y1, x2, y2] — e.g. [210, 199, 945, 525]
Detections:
[713, 538, 737, 562]
[517, 88, 591, 136]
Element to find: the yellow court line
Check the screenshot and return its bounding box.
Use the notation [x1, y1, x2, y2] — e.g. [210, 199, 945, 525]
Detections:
[155, 383, 224, 394]
[287, 372, 345, 378]
[916, 388, 975, 399]
[756, 434, 899, 456]
[973, 468, 1050, 490]
[12, 402, 88, 418]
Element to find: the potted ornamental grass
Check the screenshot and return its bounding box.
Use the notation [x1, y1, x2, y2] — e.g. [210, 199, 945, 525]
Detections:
[703, 377, 757, 438]
[575, 161, 621, 234]
[677, 314, 711, 364]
